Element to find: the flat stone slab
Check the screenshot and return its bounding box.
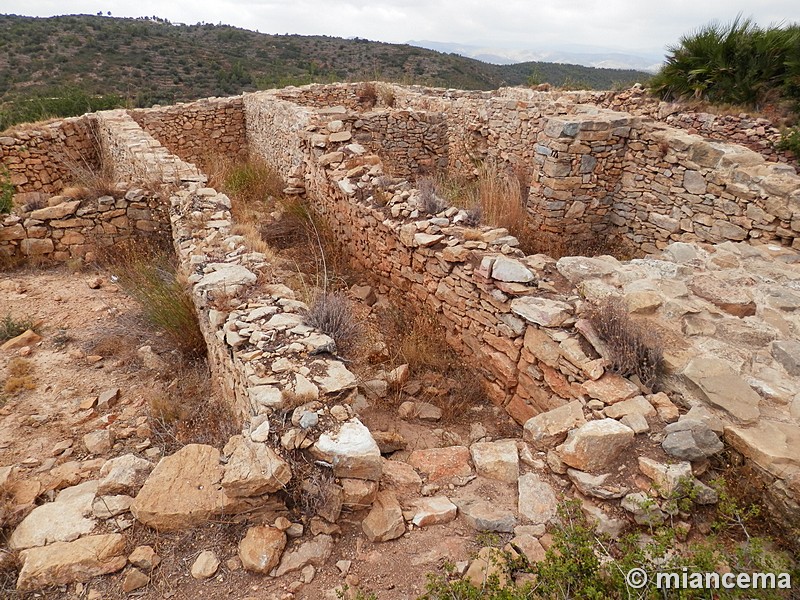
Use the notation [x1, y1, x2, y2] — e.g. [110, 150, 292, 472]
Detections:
[511, 297, 573, 327]
[682, 358, 760, 424]
[456, 498, 516, 532]
[724, 421, 800, 480]
[17, 533, 127, 591]
[130, 444, 227, 531]
[518, 473, 558, 524]
[407, 446, 472, 482]
[10, 480, 98, 550]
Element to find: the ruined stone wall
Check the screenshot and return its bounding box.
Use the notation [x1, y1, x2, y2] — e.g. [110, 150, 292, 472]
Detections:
[93, 110, 206, 187]
[128, 96, 247, 170]
[0, 116, 99, 194]
[596, 87, 794, 165]
[0, 190, 169, 263]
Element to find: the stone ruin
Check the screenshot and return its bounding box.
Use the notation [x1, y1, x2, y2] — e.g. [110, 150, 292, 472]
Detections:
[1, 82, 799, 591]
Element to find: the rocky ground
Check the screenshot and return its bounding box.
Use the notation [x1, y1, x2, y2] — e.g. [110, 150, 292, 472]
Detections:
[0, 263, 795, 599]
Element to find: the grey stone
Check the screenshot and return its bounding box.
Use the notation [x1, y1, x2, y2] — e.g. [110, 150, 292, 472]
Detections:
[556, 256, 618, 283]
[621, 492, 665, 526]
[273, 534, 334, 577]
[492, 257, 535, 283]
[511, 297, 574, 327]
[457, 499, 517, 532]
[518, 473, 558, 525]
[566, 469, 628, 499]
[772, 340, 800, 376]
[662, 419, 724, 460]
[97, 454, 153, 496]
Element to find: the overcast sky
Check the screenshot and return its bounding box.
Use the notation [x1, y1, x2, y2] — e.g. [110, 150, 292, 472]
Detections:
[3, 1, 799, 58]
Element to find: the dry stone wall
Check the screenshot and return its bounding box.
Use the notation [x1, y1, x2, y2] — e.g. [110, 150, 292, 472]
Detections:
[0, 116, 99, 194]
[0, 189, 169, 262]
[129, 96, 247, 170]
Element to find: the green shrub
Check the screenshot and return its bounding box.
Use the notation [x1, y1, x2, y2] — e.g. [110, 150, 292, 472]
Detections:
[0, 313, 33, 342]
[0, 86, 125, 131]
[0, 166, 13, 214]
[650, 16, 800, 110]
[777, 127, 800, 157]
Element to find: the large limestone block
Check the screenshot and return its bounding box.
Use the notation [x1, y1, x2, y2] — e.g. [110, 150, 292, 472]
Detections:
[221, 435, 292, 497]
[682, 358, 760, 424]
[724, 421, 800, 479]
[469, 440, 519, 483]
[689, 274, 756, 317]
[511, 297, 573, 327]
[130, 444, 227, 530]
[523, 400, 586, 450]
[311, 419, 382, 480]
[556, 419, 635, 472]
[17, 534, 126, 591]
[10, 480, 97, 550]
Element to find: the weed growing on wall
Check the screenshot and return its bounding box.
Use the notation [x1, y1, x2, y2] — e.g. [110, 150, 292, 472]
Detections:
[0, 167, 14, 214]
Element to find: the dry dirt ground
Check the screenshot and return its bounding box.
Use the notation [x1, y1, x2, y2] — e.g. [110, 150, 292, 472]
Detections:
[0, 265, 527, 600]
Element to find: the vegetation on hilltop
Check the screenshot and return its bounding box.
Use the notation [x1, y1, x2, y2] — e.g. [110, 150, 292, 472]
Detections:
[0, 14, 649, 129]
[650, 16, 800, 114]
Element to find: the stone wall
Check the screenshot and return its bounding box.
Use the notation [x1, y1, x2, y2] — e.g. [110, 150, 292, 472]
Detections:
[128, 96, 247, 171]
[0, 189, 169, 262]
[0, 116, 99, 194]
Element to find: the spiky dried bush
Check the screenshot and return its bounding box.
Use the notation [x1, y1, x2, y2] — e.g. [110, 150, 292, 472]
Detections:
[357, 82, 378, 108]
[584, 297, 663, 390]
[304, 292, 360, 354]
[417, 176, 447, 215]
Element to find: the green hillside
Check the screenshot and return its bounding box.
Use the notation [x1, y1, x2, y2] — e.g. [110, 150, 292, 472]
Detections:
[0, 14, 650, 128]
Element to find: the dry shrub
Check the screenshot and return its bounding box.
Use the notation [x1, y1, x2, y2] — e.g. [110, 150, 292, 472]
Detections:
[416, 176, 447, 215]
[281, 451, 336, 518]
[304, 292, 360, 355]
[377, 83, 396, 107]
[3, 358, 36, 395]
[584, 297, 663, 390]
[148, 361, 238, 451]
[396, 309, 454, 373]
[477, 162, 535, 252]
[98, 239, 206, 360]
[357, 82, 378, 108]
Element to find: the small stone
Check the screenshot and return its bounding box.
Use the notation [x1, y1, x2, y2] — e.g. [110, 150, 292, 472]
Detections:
[83, 430, 114, 454]
[469, 440, 519, 483]
[122, 567, 150, 593]
[128, 546, 160, 572]
[238, 526, 287, 574]
[556, 419, 635, 472]
[362, 491, 405, 542]
[336, 559, 351, 575]
[456, 499, 516, 532]
[464, 547, 508, 588]
[191, 550, 220, 579]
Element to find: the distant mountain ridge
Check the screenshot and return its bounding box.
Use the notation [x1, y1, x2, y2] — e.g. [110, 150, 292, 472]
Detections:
[410, 40, 664, 73]
[0, 15, 651, 117]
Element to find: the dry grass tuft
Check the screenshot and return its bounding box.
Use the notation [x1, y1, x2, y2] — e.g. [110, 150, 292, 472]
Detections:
[357, 82, 378, 108]
[584, 297, 663, 390]
[416, 176, 448, 215]
[97, 239, 206, 360]
[3, 358, 36, 395]
[148, 360, 238, 451]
